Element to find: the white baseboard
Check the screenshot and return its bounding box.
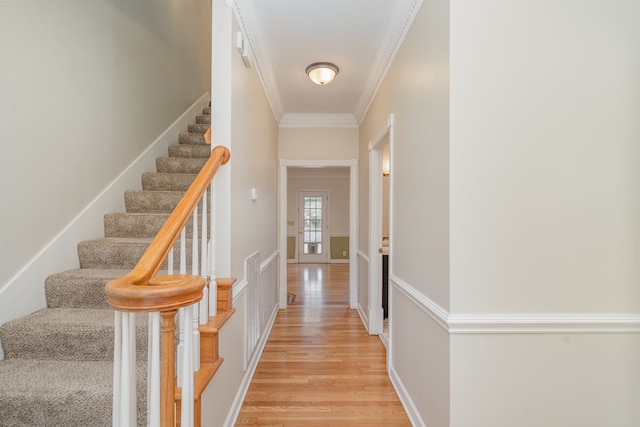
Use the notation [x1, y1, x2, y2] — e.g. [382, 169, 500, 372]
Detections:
[330, 259, 349, 264]
[389, 364, 427, 427]
[357, 302, 369, 333]
[224, 303, 278, 427]
[0, 93, 210, 329]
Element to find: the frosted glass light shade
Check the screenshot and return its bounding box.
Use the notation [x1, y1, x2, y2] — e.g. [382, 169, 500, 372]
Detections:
[306, 62, 339, 85]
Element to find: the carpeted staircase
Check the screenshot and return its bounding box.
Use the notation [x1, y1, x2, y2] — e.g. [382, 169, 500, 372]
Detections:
[0, 106, 212, 426]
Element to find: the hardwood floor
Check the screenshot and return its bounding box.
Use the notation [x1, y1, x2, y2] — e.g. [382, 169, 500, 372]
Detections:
[235, 264, 411, 426]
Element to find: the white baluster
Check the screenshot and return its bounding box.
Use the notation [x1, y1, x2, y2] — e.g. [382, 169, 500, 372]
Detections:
[192, 208, 201, 372]
[113, 312, 122, 427]
[116, 312, 136, 427]
[209, 181, 217, 317]
[200, 189, 209, 324]
[147, 312, 161, 427]
[177, 229, 186, 387]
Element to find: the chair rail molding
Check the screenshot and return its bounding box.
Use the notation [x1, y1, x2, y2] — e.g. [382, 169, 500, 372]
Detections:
[390, 275, 640, 334]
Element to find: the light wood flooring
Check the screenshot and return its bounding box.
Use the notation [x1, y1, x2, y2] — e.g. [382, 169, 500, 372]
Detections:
[235, 263, 411, 426]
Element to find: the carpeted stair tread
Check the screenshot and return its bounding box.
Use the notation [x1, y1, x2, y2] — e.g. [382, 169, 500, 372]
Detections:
[188, 123, 210, 133]
[168, 143, 211, 158]
[45, 268, 130, 309]
[156, 156, 208, 174]
[202, 106, 211, 115]
[78, 237, 195, 270]
[141, 172, 197, 191]
[178, 132, 207, 145]
[0, 359, 147, 427]
[195, 114, 211, 124]
[0, 308, 147, 361]
[124, 189, 184, 213]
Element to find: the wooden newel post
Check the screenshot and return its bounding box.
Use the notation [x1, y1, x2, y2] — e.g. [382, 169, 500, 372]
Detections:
[160, 310, 178, 427]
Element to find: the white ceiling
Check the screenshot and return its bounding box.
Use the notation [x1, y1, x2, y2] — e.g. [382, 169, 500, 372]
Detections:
[231, 0, 421, 127]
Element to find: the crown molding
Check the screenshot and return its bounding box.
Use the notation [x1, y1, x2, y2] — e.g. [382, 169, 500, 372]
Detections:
[390, 274, 640, 334]
[279, 114, 358, 128]
[354, 0, 424, 122]
[227, 0, 284, 122]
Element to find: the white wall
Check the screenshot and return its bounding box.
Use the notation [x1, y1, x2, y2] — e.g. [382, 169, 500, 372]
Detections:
[358, 0, 451, 424]
[0, 0, 212, 288]
[449, 0, 640, 425]
[201, 2, 279, 425]
[279, 127, 358, 160]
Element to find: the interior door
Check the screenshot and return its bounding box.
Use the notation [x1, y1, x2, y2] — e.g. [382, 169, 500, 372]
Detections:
[298, 191, 328, 263]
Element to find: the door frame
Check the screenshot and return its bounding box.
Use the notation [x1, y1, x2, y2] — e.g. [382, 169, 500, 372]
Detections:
[368, 114, 394, 335]
[278, 159, 358, 309]
[297, 190, 329, 263]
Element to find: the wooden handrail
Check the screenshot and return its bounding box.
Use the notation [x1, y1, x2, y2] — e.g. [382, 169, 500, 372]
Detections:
[105, 145, 230, 312]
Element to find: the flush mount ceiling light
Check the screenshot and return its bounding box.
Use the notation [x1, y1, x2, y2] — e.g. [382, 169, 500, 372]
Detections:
[305, 62, 339, 85]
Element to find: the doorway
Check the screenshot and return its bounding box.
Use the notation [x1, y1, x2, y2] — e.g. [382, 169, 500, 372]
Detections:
[278, 160, 358, 310]
[367, 114, 394, 337]
[298, 191, 328, 263]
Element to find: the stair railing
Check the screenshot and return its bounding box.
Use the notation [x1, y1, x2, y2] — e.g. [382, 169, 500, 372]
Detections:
[106, 145, 230, 427]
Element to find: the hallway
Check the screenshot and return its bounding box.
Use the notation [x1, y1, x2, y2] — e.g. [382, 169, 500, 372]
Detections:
[235, 264, 411, 426]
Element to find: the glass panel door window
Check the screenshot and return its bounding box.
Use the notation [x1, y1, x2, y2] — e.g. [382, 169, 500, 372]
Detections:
[298, 191, 328, 263]
[303, 196, 323, 255]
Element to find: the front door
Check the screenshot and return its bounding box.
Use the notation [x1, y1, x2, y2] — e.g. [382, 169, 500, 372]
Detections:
[298, 191, 328, 263]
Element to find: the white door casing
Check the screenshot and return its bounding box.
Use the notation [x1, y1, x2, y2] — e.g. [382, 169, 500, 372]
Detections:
[278, 160, 358, 310]
[368, 114, 394, 337]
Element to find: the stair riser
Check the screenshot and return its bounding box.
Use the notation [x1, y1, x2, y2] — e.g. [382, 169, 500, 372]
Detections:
[45, 275, 111, 309]
[178, 133, 207, 145]
[78, 240, 198, 270]
[169, 144, 211, 158]
[188, 123, 210, 133]
[105, 213, 209, 239]
[0, 314, 148, 361]
[156, 157, 207, 174]
[124, 190, 183, 214]
[195, 115, 211, 124]
[141, 173, 197, 191]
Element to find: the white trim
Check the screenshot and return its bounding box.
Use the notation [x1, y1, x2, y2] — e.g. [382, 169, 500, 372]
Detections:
[259, 250, 278, 274]
[330, 259, 350, 264]
[224, 303, 278, 427]
[279, 114, 358, 128]
[389, 364, 427, 427]
[280, 159, 358, 168]
[448, 314, 640, 334]
[227, 0, 283, 123]
[392, 274, 640, 334]
[0, 93, 211, 328]
[355, 0, 424, 122]
[391, 275, 449, 332]
[367, 114, 394, 336]
[357, 302, 369, 333]
[232, 278, 249, 300]
[356, 249, 370, 264]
